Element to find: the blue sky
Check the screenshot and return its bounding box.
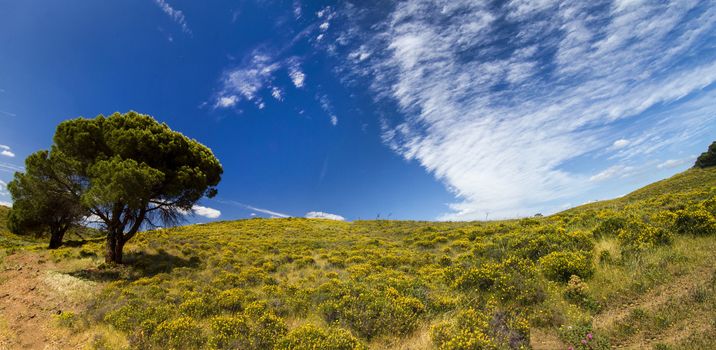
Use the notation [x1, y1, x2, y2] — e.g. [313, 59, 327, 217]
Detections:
[0, 0, 715, 222]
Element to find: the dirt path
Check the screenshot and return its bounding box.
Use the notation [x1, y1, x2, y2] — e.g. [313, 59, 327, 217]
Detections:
[0, 252, 97, 349]
[592, 266, 712, 331]
[530, 328, 567, 350]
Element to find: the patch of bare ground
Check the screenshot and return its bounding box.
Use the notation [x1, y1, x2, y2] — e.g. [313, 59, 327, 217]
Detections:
[0, 251, 98, 350]
[530, 328, 567, 350]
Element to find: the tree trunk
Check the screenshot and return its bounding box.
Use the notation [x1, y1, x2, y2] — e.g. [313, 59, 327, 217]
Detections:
[48, 231, 64, 249]
[105, 234, 124, 264]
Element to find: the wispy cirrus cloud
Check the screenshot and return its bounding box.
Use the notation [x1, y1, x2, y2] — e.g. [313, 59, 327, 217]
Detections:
[214, 52, 306, 110]
[337, 0, 716, 219]
[657, 157, 693, 169]
[218, 199, 290, 218]
[154, 0, 191, 35]
[0, 161, 22, 173]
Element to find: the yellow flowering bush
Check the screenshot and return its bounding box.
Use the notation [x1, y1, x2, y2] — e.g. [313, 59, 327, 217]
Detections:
[276, 324, 365, 350]
[539, 251, 594, 282]
[152, 316, 205, 350]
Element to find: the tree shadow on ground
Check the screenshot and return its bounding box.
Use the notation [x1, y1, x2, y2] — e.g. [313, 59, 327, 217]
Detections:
[69, 249, 200, 282]
[62, 237, 104, 248]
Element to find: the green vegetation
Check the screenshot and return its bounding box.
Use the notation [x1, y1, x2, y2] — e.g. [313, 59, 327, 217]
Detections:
[2, 145, 716, 348]
[695, 140, 716, 168]
[7, 149, 85, 248]
[6, 111, 223, 263]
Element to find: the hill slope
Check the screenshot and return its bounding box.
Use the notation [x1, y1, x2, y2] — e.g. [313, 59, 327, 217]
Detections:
[0, 168, 715, 349]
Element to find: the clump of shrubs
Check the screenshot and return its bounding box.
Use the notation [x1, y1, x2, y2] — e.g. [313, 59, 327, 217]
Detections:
[207, 312, 287, 350]
[276, 324, 365, 350]
[592, 216, 627, 238]
[673, 207, 716, 236]
[431, 307, 529, 349]
[152, 316, 205, 350]
[616, 219, 672, 254]
[539, 251, 594, 282]
[317, 281, 424, 339]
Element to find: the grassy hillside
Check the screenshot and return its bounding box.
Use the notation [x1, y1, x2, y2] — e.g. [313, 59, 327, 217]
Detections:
[1, 168, 715, 349]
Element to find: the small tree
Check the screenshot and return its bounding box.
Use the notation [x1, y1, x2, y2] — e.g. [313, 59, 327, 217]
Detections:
[7, 150, 86, 248]
[52, 111, 223, 263]
[695, 141, 716, 168]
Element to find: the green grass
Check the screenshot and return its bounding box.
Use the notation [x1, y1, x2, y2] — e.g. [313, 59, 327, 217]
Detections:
[1, 167, 716, 349]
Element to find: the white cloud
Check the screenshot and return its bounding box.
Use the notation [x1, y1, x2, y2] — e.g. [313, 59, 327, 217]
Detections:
[657, 157, 693, 169]
[0, 144, 14, 157]
[293, 0, 302, 19]
[342, 0, 716, 219]
[612, 139, 630, 149]
[192, 205, 221, 219]
[154, 0, 191, 34]
[215, 54, 310, 109]
[589, 165, 636, 182]
[0, 201, 11, 207]
[317, 94, 339, 126]
[289, 65, 306, 88]
[216, 95, 238, 108]
[215, 52, 281, 109]
[305, 211, 345, 221]
[271, 87, 284, 101]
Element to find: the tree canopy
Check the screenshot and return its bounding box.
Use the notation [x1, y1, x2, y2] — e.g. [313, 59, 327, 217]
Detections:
[14, 111, 223, 263]
[7, 150, 85, 248]
[695, 141, 716, 169]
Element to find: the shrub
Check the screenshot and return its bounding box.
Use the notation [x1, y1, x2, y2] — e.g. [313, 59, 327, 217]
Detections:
[295, 256, 315, 268]
[431, 308, 528, 349]
[539, 251, 594, 282]
[249, 313, 288, 349]
[277, 324, 365, 350]
[563, 275, 593, 309]
[179, 296, 217, 318]
[319, 284, 424, 339]
[673, 208, 716, 236]
[593, 216, 627, 238]
[431, 308, 494, 350]
[53, 311, 78, 329]
[217, 289, 246, 312]
[152, 317, 205, 349]
[104, 301, 172, 334]
[617, 220, 672, 253]
[207, 315, 250, 349]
